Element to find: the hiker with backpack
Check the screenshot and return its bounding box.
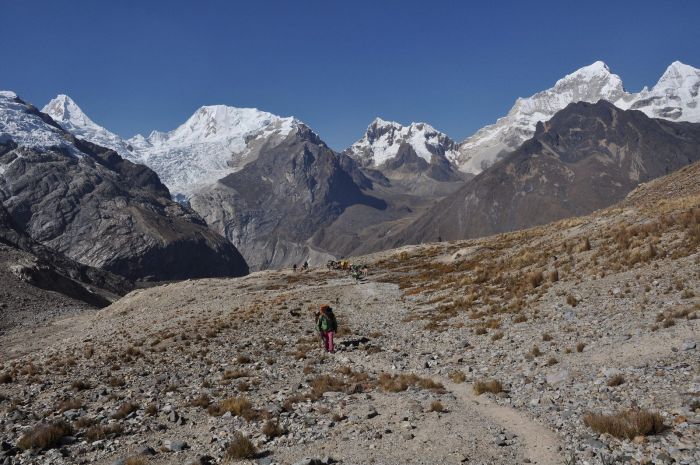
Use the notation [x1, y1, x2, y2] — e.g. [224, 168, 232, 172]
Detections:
[317, 304, 337, 353]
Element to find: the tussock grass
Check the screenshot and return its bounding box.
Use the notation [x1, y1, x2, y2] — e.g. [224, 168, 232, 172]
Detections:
[583, 409, 665, 439]
[17, 421, 73, 450]
[378, 373, 444, 393]
[208, 396, 257, 420]
[111, 402, 138, 419]
[225, 432, 257, 460]
[473, 379, 503, 395]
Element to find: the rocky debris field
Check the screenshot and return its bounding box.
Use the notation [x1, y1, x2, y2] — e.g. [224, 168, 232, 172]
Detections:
[0, 165, 699, 465]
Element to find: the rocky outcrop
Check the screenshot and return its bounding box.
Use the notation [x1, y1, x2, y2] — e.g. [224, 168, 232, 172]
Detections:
[0, 92, 248, 281]
[383, 100, 700, 246]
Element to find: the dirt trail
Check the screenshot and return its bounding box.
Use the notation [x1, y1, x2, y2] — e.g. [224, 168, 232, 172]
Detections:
[334, 279, 563, 465]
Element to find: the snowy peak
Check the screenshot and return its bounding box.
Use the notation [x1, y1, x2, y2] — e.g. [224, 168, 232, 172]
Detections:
[655, 61, 698, 88]
[617, 61, 700, 122]
[42, 94, 132, 157]
[154, 104, 299, 145]
[0, 91, 80, 157]
[346, 117, 458, 168]
[455, 61, 700, 174]
[43, 94, 92, 127]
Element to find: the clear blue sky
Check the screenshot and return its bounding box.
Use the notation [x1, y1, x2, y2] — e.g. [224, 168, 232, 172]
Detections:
[1, 0, 698, 149]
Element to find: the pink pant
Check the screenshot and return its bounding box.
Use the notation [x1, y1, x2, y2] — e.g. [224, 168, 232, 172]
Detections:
[322, 331, 335, 352]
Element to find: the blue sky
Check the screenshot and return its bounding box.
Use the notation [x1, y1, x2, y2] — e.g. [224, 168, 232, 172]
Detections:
[1, 0, 698, 149]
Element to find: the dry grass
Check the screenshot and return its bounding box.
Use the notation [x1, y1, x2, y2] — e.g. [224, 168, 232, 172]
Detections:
[430, 400, 445, 412]
[309, 375, 347, 399]
[71, 380, 91, 391]
[112, 402, 138, 419]
[378, 373, 444, 393]
[583, 409, 665, 439]
[189, 394, 211, 408]
[208, 397, 256, 420]
[473, 379, 503, 395]
[0, 373, 13, 384]
[262, 419, 286, 438]
[85, 423, 124, 441]
[513, 314, 528, 324]
[546, 356, 558, 366]
[576, 342, 586, 353]
[17, 421, 73, 450]
[607, 374, 625, 387]
[449, 371, 466, 383]
[225, 432, 257, 460]
[57, 399, 83, 412]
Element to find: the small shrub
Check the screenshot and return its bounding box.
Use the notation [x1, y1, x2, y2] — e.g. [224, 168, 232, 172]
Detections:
[145, 404, 157, 416]
[108, 376, 126, 387]
[73, 416, 96, 428]
[429, 400, 445, 412]
[17, 421, 73, 450]
[225, 432, 257, 460]
[546, 356, 558, 366]
[449, 371, 466, 383]
[530, 346, 542, 357]
[85, 423, 123, 441]
[473, 379, 503, 395]
[57, 399, 83, 412]
[548, 270, 559, 283]
[576, 342, 586, 353]
[491, 331, 504, 341]
[309, 375, 347, 399]
[583, 409, 665, 439]
[208, 397, 256, 420]
[262, 419, 286, 438]
[71, 380, 91, 391]
[607, 374, 625, 387]
[542, 333, 553, 342]
[236, 354, 252, 364]
[513, 314, 527, 324]
[474, 326, 487, 335]
[528, 271, 544, 288]
[0, 373, 13, 384]
[112, 402, 138, 419]
[566, 294, 578, 307]
[189, 394, 211, 408]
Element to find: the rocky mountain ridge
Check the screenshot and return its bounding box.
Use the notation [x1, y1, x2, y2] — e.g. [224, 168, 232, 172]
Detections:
[1, 91, 249, 281]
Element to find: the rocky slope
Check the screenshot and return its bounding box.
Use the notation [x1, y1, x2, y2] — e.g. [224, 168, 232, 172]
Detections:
[189, 124, 387, 270]
[0, 161, 697, 465]
[455, 61, 700, 173]
[1, 91, 248, 281]
[384, 100, 700, 246]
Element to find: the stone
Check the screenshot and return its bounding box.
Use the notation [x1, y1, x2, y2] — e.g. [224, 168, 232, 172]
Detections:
[681, 341, 696, 351]
[495, 435, 507, 446]
[546, 370, 570, 385]
[401, 432, 414, 440]
[163, 440, 188, 452]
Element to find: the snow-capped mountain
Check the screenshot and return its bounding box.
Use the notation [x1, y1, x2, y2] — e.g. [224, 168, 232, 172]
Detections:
[615, 61, 700, 122]
[345, 118, 459, 168]
[455, 61, 625, 173]
[1, 91, 81, 158]
[455, 61, 700, 174]
[43, 96, 302, 199]
[42, 95, 134, 157]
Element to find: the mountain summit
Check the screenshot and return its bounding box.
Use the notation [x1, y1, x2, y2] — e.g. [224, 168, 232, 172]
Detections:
[454, 60, 700, 174]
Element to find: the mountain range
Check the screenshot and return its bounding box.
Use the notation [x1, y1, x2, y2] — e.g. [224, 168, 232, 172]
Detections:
[1, 60, 699, 275]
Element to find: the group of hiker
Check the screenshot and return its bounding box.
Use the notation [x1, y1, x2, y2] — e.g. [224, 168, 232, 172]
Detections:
[288, 259, 371, 354]
[292, 261, 309, 273]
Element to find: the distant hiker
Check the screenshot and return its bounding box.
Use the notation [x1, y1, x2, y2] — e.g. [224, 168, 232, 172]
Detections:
[293, 264, 298, 273]
[303, 261, 309, 271]
[317, 304, 337, 353]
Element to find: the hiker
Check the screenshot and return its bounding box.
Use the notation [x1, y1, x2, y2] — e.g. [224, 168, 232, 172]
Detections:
[303, 261, 309, 271]
[293, 263, 298, 273]
[317, 304, 337, 353]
